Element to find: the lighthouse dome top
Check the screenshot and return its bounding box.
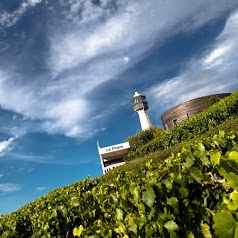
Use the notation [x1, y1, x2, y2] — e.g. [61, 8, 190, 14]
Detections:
[133, 89, 141, 97]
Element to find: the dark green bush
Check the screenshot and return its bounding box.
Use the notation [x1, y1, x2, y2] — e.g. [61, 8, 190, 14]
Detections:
[126, 127, 163, 151]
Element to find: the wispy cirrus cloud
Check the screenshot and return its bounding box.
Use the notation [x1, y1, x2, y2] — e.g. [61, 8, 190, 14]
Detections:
[36, 186, 47, 191]
[148, 9, 238, 111]
[0, 0, 237, 138]
[59, 0, 126, 26]
[0, 137, 15, 156]
[0, 182, 22, 193]
[0, 42, 9, 53]
[0, 0, 42, 28]
[48, 0, 238, 76]
[8, 152, 92, 165]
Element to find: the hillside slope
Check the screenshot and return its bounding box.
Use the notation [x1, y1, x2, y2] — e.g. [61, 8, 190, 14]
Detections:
[0, 90, 237, 237]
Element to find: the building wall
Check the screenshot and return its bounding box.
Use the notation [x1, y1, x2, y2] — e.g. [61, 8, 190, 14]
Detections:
[161, 93, 231, 130]
[98, 142, 130, 174]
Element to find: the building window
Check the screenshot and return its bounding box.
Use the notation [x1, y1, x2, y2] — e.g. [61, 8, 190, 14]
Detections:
[186, 112, 190, 119]
[173, 119, 178, 126]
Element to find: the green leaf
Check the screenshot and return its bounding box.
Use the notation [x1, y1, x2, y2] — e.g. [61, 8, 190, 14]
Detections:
[110, 193, 118, 204]
[163, 179, 172, 190]
[227, 151, 238, 162]
[129, 183, 140, 203]
[230, 191, 238, 202]
[201, 223, 212, 238]
[142, 186, 156, 208]
[178, 187, 189, 198]
[164, 220, 179, 231]
[219, 130, 225, 138]
[145, 223, 154, 237]
[188, 232, 195, 238]
[70, 197, 79, 207]
[167, 197, 178, 209]
[171, 173, 186, 186]
[138, 213, 147, 227]
[189, 167, 204, 183]
[198, 143, 205, 152]
[135, 202, 146, 213]
[125, 213, 137, 234]
[194, 149, 211, 166]
[102, 228, 112, 238]
[115, 208, 124, 221]
[226, 191, 238, 211]
[219, 165, 238, 190]
[213, 210, 236, 238]
[114, 221, 126, 234]
[183, 153, 195, 168]
[168, 231, 179, 238]
[146, 159, 152, 168]
[210, 151, 221, 165]
[73, 225, 83, 237]
[235, 223, 238, 238]
[232, 141, 238, 151]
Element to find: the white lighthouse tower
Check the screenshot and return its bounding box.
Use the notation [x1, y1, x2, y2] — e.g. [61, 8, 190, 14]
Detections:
[131, 90, 152, 130]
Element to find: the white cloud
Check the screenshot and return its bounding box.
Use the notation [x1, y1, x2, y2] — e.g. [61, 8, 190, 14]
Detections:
[28, 0, 42, 5]
[59, 0, 127, 25]
[0, 183, 22, 193]
[36, 186, 47, 191]
[8, 153, 53, 163]
[147, 9, 238, 111]
[8, 152, 92, 164]
[0, 0, 238, 138]
[0, 137, 15, 156]
[42, 98, 90, 137]
[123, 56, 130, 64]
[204, 45, 232, 67]
[0, 174, 4, 178]
[0, 42, 9, 53]
[49, 1, 238, 76]
[48, 10, 133, 75]
[0, 0, 42, 28]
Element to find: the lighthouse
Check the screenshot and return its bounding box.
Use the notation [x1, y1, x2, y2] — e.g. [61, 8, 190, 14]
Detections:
[131, 90, 152, 130]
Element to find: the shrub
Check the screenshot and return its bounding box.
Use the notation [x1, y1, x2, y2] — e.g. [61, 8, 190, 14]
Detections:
[126, 127, 163, 151]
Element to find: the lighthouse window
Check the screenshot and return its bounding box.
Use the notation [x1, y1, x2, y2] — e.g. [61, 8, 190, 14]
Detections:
[172, 119, 178, 126]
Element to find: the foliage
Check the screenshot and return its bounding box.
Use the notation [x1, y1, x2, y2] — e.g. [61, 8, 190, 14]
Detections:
[0, 130, 238, 237]
[204, 95, 226, 108]
[0, 90, 237, 237]
[126, 90, 238, 161]
[126, 127, 163, 151]
[101, 117, 238, 192]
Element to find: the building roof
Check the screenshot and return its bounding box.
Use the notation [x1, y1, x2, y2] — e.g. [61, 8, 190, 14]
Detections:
[133, 89, 141, 97]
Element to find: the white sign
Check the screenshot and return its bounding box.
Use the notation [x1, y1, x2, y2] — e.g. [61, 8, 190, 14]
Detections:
[99, 142, 130, 155]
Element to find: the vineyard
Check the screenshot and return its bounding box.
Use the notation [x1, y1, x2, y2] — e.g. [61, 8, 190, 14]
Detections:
[126, 90, 238, 161]
[0, 90, 238, 237]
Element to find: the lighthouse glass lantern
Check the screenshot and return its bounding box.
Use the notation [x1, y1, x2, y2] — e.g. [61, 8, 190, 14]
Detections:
[131, 90, 152, 130]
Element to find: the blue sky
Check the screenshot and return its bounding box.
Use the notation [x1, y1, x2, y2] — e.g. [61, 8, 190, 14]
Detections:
[0, 0, 238, 214]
